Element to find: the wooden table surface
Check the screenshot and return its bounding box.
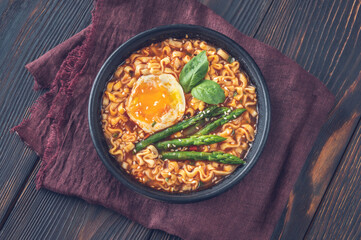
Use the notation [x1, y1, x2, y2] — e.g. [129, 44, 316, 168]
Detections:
[0, 0, 360, 239]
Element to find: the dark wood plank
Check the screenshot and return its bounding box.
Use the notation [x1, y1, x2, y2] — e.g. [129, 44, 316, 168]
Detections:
[255, 0, 361, 98]
[0, 164, 153, 240]
[305, 118, 361, 239]
[0, 0, 92, 228]
[0, 0, 47, 225]
[272, 74, 361, 239]
[149, 230, 182, 240]
[248, 0, 361, 238]
[200, 0, 274, 36]
[0, 0, 272, 239]
[0, 0, 358, 239]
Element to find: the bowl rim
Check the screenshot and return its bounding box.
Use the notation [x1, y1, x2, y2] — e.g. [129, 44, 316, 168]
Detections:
[88, 24, 271, 203]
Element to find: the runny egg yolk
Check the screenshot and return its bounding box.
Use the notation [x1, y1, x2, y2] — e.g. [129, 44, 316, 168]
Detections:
[126, 74, 186, 133]
[132, 80, 172, 122]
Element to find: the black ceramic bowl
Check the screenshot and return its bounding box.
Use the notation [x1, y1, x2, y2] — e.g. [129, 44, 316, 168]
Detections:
[89, 24, 270, 203]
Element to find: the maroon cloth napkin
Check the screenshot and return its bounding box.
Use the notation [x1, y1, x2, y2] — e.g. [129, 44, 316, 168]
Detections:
[14, 0, 335, 239]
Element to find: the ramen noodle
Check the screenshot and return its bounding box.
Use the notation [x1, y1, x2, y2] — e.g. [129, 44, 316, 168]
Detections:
[101, 38, 258, 192]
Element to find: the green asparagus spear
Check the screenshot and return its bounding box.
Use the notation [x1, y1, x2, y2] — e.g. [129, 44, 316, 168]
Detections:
[161, 151, 245, 165]
[182, 107, 230, 136]
[209, 107, 230, 116]
[134, 106, 218, 152]
[194, 108, 246, 136]
[182, 119, 207, 136]
[155, 135, 226, 150]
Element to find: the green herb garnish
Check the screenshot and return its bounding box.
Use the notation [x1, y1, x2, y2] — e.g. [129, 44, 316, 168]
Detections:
[179, 51, 227, 105]
[191, 80, 225, 104]
[233, 91, 238, 97]
[152, 121, 157, 127]
[179, 51, 208, 93]
[165, 177, 169, 182]
[112, 133, 119, 138]
[232, 129, 235, 135]
[227, 56, 234, 63]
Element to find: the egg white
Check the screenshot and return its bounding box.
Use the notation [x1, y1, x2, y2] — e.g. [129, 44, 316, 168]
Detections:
[126, 74, 186, 133]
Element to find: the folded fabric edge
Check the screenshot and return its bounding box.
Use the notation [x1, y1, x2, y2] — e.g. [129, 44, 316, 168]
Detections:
[34, 1, 103, 189]
[12, 28, 95, 189]
[11, 26, 92, 156]
[27, 27, 90, 90]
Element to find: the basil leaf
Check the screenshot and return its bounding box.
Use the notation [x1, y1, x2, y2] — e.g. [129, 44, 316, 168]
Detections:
[191, 80, 225, 104]
[179, 51, 208, 93]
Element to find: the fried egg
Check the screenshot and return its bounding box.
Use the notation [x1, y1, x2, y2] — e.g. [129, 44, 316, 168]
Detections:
[126, 74, 185, 133]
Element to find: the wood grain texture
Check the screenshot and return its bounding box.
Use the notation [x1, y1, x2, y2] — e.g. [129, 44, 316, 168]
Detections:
[249, 0, 361, 239]
[0, 164, 154, 240]
[0, 0, 360, 239]
[0, 0, 92, 228]
[306, 119, 361, 239]
[199, 0, 274, 36]
[272, 74, 361, 239]
[255, 0, 361, 98]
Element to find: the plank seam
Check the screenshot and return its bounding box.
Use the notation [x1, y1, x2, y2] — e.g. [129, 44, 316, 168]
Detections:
[252, 0, 276, 37]
[303, 115, 361, 239]
[0, 157, 40, 232]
